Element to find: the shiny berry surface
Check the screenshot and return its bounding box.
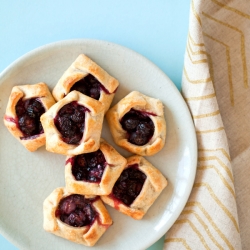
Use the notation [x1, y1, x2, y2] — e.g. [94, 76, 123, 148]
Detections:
[15, 98, 45, 138]
[56, 194, 96, 227]
[54, 102, 88, 145]
[120, 109, 154, 146]
[112, 164, 146, 206]
[70, 74, 101, 100]
[71, 150, 107, 183]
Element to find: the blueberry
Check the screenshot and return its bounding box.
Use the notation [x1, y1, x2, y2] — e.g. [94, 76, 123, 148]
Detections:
[71, 150, 106, 183]
[70, 74, 101, 100]
[129, 131, 149, 146]
[122, 117, 140, 131]
[112, 167, 146, 206]
[71, 109, 85, 123]
[15, 98, 45, 137]
[57, 194, 96, 227]
[76, 155, 87, 167]
[137, 121, 154, 136]
[54, 102, 86, 145]
[120, 109, 154, 146]
[70, 79, 89, 96]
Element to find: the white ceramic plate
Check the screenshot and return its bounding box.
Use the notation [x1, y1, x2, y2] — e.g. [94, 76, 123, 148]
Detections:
[0, 40, 197, 250]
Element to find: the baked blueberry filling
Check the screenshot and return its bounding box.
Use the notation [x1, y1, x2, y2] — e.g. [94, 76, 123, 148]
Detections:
[120, 109, 155, 146]
[71, 150, 107, 183]
[55, 194, 96, 227]
[15, 98, 45, 138]
[54, 102, 88, 145]
[70, 74, 110, 100]
[112, 164, 146, 206]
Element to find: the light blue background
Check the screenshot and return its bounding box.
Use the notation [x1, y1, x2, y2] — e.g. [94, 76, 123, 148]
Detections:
[0, 1, 190, 249]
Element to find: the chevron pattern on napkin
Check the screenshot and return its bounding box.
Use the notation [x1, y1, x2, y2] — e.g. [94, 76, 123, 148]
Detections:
[164, 0, 250, 249]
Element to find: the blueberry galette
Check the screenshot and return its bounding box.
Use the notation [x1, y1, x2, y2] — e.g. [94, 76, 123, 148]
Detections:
[101, 155, 168, 220]
[3, 82, 55, 151]
[65, 138, 127, 195]
[43, 187, 112, 246]
[106, 91, 166, 156]
[52, 54, 119, 113]
[40, 90, 105, 155]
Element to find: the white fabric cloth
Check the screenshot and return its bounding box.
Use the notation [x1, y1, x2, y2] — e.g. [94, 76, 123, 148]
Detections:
[164, 0, 250, 249]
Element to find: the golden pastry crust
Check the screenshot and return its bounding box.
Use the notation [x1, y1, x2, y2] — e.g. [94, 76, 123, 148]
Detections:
[41, 90, 105, 155]
[65, 138, 127, 195]
[43, 187, 112, 247]
[52, 54, 119, 113]
[3, 82, 55, 152]
[106, 91, 167, 156]
[101, 155, 168, 220]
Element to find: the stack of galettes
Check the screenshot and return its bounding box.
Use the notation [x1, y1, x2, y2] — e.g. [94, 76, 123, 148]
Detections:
[3, 54, 168, 247]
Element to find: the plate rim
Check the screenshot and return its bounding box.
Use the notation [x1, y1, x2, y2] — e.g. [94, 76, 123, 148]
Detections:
[0, 39, 197, 250]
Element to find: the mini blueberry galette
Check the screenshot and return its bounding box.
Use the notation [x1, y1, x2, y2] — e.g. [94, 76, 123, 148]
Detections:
[40, 90, 105, 155]
[43, 187, 112, 246]
[101, 155, 168, 220]
[52, 54, 119, 113]
[106, 91, 167, 156]
[3, 82, 55, 151]
[65, 138, 127, 195]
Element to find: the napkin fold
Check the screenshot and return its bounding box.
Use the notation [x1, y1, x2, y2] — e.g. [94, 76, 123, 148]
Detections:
[163, 0, 250, 249]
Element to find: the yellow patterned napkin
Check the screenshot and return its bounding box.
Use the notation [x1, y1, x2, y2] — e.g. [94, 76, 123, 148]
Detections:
[163, 0, 250, 249]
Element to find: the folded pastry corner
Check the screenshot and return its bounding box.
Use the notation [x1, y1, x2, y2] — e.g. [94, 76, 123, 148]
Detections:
[106, 91, 167, 156]
[65, 138, 127, 195]
[41, 90, 105, 156]
[101, 155, 168, 220]
[52, 54, 119, 113]
[43, 187, 112, 247]
[3, 82, 55, 152]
